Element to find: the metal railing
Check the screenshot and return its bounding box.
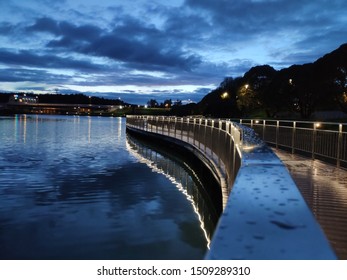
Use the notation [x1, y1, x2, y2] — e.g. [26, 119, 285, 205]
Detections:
[238, 119, 347, 168]
[126, 115, 336, 259]
[126, 115, 243, 204]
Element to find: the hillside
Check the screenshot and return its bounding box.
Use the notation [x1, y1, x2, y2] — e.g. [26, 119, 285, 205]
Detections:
[179, 43, 347, 119]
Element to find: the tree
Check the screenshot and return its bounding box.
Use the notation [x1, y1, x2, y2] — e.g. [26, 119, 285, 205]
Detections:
[264, 64, 319, 119]
[196, 77, 241, 117]
[163, 99, 172, 108]
[147, 99, 158, 108]
[236, 84, 259, 116]
[262, 70, 293, 117]
[289, 64, 319, 118]
[235, 65, 277, 117]
[332, 66, 347, 113]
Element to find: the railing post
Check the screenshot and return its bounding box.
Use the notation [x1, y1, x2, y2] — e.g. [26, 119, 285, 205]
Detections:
[250, 119, 253, 128]
[180, 118, 183, 140]
[292, 121, 296, 154]
[276, 120, 279, 149]
[218, 121, 222, 167]
[193, 118, 196, 146]
[312, 122, 317, 159]
[204, 119, 207, 154]
[337, 123, 342, 167]
[156, 117, 158, 133]
[186, 118, 189, 143]
[211, 120, 214, 157]
[161, 116, 163, 133]
[189, 117, 192, 144]
[231, 126, 237, 189]
[198, 118, 202, 150]
[262, 120, 266, 140]
[199, 118, 202, 149]
[167, 117, 170, 136]
[174, 117, 177, 138]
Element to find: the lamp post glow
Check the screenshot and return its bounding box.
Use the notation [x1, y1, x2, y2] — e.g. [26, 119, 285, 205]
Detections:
[221, 92, 229, 99]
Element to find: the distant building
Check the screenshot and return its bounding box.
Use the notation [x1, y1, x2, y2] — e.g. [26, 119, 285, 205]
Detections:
[8, 94, 38, 104]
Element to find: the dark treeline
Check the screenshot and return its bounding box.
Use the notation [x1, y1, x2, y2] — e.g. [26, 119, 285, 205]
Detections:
[173, 43, 347, 119]
[0, 92, 126, 106]
[146, 98, 182, 108]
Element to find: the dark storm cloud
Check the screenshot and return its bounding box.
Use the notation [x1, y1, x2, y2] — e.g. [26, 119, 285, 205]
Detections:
[163, 10, 212, 40]
[27, 16, 202, 72]
[28, 17, 103, 41]
[0, 67, 70, 84]
[185, 0, 341, 29]
[111, 15, 161, 38]
[185, 0, 294, 37]
[0, 22, 17, 35]
[184, 0, 347, 51]
[82, 33, 201, 70]
[0, 49, 104, 72]
[27, 17, 61, 35]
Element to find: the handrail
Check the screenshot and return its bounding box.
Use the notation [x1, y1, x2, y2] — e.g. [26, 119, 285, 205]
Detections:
[126, 115, 244, 207]
[237, 119, 347, 168]
[126, 115, 336, 259]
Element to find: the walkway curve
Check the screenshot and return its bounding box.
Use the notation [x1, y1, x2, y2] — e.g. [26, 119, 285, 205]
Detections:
[126, 116, 336, 259]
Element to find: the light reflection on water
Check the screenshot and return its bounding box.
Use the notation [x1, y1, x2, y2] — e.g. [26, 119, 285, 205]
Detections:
[126, 135, 218, 247]
[0, 115, 209, 259]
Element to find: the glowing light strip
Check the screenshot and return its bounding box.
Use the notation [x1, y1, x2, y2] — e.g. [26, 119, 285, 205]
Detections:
[126, 137, 211, 248]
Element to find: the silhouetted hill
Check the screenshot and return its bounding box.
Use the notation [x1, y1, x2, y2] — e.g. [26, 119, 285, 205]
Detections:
[190, 43, 347, 119]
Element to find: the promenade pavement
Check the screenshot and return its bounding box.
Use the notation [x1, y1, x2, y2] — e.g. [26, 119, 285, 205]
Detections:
[274, 149, 347, 259]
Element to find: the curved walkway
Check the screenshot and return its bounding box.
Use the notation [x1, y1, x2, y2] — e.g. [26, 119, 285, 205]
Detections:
[127, 116, 337, 259]
[274, 149, 347, 259]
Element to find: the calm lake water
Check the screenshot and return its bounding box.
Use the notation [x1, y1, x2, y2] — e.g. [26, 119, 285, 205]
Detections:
[0, 115, 209, 260]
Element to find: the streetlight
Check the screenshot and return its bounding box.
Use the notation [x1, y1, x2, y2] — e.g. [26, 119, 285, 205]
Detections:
[241, 84, 249, 96]
[221, 92, 229, 99]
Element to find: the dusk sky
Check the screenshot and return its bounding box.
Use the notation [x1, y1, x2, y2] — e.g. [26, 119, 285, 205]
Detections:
[0, 0, 346, 104]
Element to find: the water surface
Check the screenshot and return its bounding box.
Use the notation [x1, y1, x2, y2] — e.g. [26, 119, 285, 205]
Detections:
[0, 115, 208, 259]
